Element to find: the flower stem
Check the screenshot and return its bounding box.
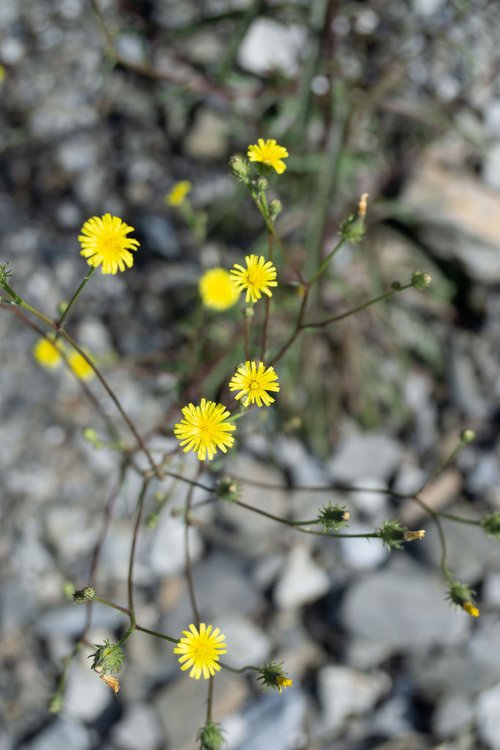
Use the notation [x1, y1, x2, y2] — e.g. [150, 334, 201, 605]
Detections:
[58, 267, 96, 328]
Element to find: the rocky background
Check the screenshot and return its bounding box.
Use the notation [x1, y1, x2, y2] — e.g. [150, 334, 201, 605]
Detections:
[1, 1, 500, 749]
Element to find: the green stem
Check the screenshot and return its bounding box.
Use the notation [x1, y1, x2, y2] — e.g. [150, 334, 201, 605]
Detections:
[436, 511, 481, 526]
[416, 440, 464, 496]
[308, 238, 345, 287]
[302, 284, 412, 329]
[93, 596, 178, 644]
[58, 267, 96, 328]
[185, 469, 202, 625]
[126, 479, 150, 635]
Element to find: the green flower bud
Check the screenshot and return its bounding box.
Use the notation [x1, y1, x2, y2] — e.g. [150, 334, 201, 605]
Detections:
[318, 502, 350, 532]
[481, 512, 500, 539]
[269, 199, 283, 221]
[48, 692, 64, 714]
[229, 154, 250, 183]
[460, 429, 476, 444]
[446, 576, 480, 617]
[257, 661, 293, 694]
[216, 475, 240, 503]
[376, 520, 408, 550]
[197, 721, 225, 750]
[0, 262, 13, 287]
[89, 640, 124, 676]
[411, 271, 432, 289]
[339, 212, 366, 243]
[73, 586, 96, 604]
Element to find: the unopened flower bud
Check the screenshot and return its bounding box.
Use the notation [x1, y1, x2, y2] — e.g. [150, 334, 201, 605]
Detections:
[269, 199, 283, 221]
[377, 520, 409, 550]
[318, 502, 350, 532]
[257, 661, 293, 694]
[216, 475, 240, 502]
[446, 576, 480, 618]
[197, 720, 225, 750]
[48, 692, 64, 714]
[460, 429, 476, 444]
[411, 271, 432, 289]
[73, 586, 95, 604]
[90, 640, 124, 676]
[229, 154, 250, 183]
[481, 511, 500, 539]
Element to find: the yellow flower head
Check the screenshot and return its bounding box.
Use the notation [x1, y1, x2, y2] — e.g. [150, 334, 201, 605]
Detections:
[276, 675, 293, 693]
[166, 180, 192, 207]
[463, 600, 480, 618]
[199, 268, 240, 311]
[173, 623, 227, 680]
[229, 361, 280, 408]
[174, 398, 236, 461]
[79, 214, 140, 275]
[68, 350, 95, 381]
[247, 138, 289, 174]
[230, 255, 278, 304]
[33, 337, 62, 369]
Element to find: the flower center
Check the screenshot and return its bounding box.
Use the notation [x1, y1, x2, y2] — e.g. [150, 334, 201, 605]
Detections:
[249, 379, 259, 391]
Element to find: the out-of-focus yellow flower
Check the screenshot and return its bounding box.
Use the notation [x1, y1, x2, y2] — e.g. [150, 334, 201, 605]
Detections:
[173, 623, 227, 680]
[33, 337, 62, 369]
[199, 268, 240, 311]
[68, 350, 95, 381]
[0, 65, 5, 83]
[230, 255, 278, 304]
[166, 180, 192, 207]
[276, 675, 293, 693]
[247, 139, 289, 174]
[79, 214, 140, 275]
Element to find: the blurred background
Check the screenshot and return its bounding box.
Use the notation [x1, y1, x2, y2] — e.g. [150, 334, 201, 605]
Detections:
[1, 1, 500, 748]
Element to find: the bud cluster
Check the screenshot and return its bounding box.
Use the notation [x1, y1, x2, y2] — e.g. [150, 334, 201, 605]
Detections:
[216, 475, 240, 503]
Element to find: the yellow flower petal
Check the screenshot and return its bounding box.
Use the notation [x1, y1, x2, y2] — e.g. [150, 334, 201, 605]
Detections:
[78, 214, 139, 275]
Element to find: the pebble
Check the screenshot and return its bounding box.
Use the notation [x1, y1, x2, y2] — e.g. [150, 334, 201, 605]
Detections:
[274, 545, 330, 610]
[475, 682, 500, 750]
[238, 18, 305, 75]
[19, 718, 90, 750]
[342, 557, 469, 652]
[111, 704, 163, 750]
[327, 432, 403, 484]
[316, 665, 391, 736]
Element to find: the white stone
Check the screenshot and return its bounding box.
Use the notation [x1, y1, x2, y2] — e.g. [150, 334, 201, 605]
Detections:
[274, 545, 330, 610]
[216, 614, 271, 670]
[317, 665, 391, 734]
[476, 682, 500, 750]
[238, 18, 305, 75]
[111, 704, 163, 750]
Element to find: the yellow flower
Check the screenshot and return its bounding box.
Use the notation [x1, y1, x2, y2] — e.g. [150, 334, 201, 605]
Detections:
[247, 138, 289, 174]
[199, 268, 240, 311]
[229, 361, 280, 407]
[230, 255, 278, 304]
[33, 337, 62, 369]
[276, 675, 293, 693]
[0, 65, 5, 83]
[173, 623, 227, 680]
[78, 214, 140, 275]
[174, 398, 236, 461]
[463, 601, 480, 618]
[68, 350, 95, 381]
[166, 180, 192, 207]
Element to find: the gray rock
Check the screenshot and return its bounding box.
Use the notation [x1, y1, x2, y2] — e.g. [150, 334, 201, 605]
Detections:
[483, 143, 500, 191]
[64, 659, 112, 722]
[237, 690, 307, 750]
[339, 524, 389, 571]
[35, 604, 120, 639]
[19, 718, 90, 750]
[328, 432, 403, 484]
[184, 109, 230, 159]
[274, 545, 330, 610]
[149, 513, 203, 577]
[475, 682, 500, 750]
[433, 693, 474, 739]
[111, 704, 163, 750]
[316, 665, 391, 735]
[216, 614, 271, 670]
[342, 557, 468, 652]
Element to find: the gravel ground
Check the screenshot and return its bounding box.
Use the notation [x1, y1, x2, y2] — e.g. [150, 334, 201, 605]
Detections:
[1, 2, 500, 749]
